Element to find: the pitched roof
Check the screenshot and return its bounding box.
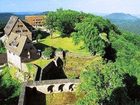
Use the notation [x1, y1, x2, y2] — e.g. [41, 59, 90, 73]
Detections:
[4, 16, 34, 36]
[5, 32, 27, 56]
[4, 16, 18, 35]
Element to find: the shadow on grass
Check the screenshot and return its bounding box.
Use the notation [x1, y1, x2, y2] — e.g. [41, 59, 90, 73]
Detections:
[34, 43, 56, 52]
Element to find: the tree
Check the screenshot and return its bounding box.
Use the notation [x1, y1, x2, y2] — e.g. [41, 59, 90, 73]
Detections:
[72, 16, 114, 56]
[45, 11, 58, 38]
[42, 47, 54, 59]
[76, 60, 123, 105]
[0, 67, 21, 105]
[45, 9, 87, 37]
[76, 29, 140, 105]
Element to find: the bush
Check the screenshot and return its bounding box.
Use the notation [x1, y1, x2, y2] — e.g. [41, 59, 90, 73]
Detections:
[42, 47, 54, 58]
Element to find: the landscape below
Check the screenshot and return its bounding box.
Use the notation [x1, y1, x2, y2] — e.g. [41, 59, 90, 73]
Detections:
[0, 9, 140, 105]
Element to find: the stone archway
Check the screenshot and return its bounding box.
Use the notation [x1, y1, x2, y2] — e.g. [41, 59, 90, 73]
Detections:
[69, 84, 74, 91]
[58, 84, 65, 92]
[47, 85, 54, 93]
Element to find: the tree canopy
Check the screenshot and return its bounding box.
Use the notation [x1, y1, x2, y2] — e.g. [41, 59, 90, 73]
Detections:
[77, 30, 140, 105]
[45, 9, 90, 36]
[72, 16, 120, 57]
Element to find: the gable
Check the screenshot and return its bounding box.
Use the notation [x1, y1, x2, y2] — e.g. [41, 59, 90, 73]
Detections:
[4, 16, 33, 41]
[4, 16, 18, 35]
[12, 19, 31, 34]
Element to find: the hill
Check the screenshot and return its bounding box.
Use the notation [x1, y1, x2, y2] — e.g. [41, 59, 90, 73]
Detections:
[105, 13, 138, 21]
[105, 13, 140, 34]
[0, 13, 14, 22]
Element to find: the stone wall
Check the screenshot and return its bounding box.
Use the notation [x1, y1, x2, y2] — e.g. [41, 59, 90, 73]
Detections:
[27, 79, 80, 94]
[18, 79, 80, 105]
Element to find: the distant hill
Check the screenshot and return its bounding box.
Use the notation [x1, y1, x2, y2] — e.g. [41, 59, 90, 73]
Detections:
[0, 13, 14, 22]
[105, 13, 138, 21]
[105, 13, 140, 35]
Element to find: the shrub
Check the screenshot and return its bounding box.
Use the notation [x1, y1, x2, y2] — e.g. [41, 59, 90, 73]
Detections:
[42, 47, 54, 58]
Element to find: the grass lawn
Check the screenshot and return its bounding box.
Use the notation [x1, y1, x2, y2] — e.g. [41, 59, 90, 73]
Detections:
[40, 36, 90, 56]
[46, 92, 77, 105]
[30, 58, 53, 69]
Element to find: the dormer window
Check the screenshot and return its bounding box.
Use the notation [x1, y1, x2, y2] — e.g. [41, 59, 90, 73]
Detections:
[16, 30, 21, 33]
[23, 30, 28, 32]
[18, 25, 23, 27]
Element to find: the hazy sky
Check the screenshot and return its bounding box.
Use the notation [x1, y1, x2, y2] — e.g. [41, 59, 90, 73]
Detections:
[0, 0, 140, 14]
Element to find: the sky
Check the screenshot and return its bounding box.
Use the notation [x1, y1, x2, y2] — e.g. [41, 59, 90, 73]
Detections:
[0, 0, 140, 14]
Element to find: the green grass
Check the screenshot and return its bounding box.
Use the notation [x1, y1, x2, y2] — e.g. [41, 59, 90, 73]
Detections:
[40, 36, 89, 55]
[46, 92, 77, 105]
[30, 58, 53, 69]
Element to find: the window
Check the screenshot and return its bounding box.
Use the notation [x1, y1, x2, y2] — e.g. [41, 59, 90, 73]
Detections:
[23, 30, 28, 32]
[16, 30, 21, 33]
[18, 25, 23, 27]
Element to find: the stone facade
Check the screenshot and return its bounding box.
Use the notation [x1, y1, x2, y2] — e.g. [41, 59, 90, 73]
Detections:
[18, 79, 80, 105]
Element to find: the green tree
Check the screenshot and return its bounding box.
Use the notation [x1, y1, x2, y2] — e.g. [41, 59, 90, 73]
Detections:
[75, 13, 140, 105]
[45, 11, 58, 38]
[0, 67, 21, 105]
[45, 9, 87, 37]
[42, 47, 54, 59]
[72, 16, 118, 55]
[76, 60, 123, 105]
